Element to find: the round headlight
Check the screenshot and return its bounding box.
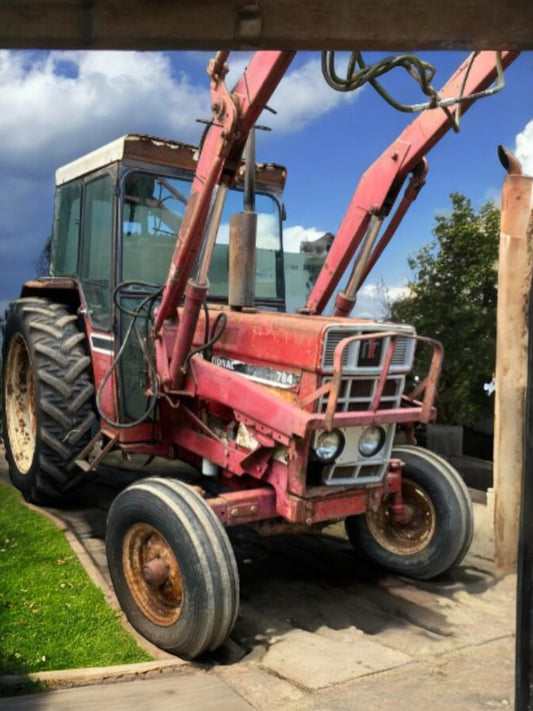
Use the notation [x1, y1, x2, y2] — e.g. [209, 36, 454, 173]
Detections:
[358, 426, 386, 457]
[314, 429, 345, 463]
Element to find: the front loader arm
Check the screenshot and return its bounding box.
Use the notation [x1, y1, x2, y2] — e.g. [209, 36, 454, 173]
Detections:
[155, 50, 295, 334]
[305, 50, 519, 316]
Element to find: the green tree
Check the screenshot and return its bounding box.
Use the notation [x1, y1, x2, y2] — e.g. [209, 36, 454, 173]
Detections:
[390, 192, 500, 426]
[34, 234, 52, 276]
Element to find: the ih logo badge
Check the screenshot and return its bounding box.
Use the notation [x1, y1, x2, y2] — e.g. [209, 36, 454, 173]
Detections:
[358, 338, 382, 367]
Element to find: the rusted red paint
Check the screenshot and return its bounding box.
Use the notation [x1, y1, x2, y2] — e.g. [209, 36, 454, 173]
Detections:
[187, 306, 324, 372]
[208, 487, 277, 526]
[168, 280, 209, 388]
[22, 277, 78, 291]
[357, 159, 429, 288]
[206, 464, 405, 527]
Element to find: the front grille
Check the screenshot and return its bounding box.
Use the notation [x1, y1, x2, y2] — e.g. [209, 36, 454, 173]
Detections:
[315, 324, 414, 487]
[323, 463, 385, 485]
[318, 375, 404, 413]
[322, 325, 415, 373]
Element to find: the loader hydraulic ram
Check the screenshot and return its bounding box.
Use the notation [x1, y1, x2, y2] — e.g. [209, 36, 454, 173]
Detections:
[1, 49, 518, 658]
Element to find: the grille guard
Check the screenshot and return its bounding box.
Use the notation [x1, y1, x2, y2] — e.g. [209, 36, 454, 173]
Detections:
[300, 331, 443, 431]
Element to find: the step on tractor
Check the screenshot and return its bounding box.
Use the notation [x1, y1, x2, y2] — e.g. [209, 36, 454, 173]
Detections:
[1, 49, 518, 658]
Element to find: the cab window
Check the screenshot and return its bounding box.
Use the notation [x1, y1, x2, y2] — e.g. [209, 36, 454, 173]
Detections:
[51, 180, 82, 276]
[121, 171, 284, 304]
[79, 174, 114, 329]
[122, 172, 191, 284]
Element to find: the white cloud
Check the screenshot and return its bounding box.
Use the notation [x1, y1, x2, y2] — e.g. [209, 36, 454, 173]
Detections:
[0, 50, 209, 176]
[283, 224, 330, 252]
[267, 57, 360, 133]
[353, 283, 410, 320]
[358, 282, 410, 303]
[515, 119, 533, 178]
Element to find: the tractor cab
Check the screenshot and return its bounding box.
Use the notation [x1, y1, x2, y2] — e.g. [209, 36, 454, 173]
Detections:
[51, 133, 289, 331]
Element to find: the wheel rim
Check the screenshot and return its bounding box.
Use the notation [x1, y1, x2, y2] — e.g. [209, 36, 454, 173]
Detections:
[122, 523, 184, 627]
[366, 477, 436, 555]
[5, 333, 36, 474]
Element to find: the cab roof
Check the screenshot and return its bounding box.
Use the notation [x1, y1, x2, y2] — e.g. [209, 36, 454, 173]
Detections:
[55, 133, 287, 192]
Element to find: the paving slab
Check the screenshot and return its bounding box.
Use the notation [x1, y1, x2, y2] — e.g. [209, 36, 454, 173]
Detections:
[215, 664, 306, 711]
[259, 627, 411, 689]
[278, 636, 515, 711]
[0, 672, 254, 711]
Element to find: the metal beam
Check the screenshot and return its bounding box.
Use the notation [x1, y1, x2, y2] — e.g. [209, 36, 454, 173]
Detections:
[1, 0, 532, 51]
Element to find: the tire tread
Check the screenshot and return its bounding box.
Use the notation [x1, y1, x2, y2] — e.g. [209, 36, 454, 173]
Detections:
[1, 297, 96, 504]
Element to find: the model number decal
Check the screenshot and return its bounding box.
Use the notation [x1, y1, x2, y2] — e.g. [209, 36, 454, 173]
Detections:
[212, 356, 300, 390]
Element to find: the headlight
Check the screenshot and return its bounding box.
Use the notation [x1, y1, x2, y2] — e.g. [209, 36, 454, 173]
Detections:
[358, 426, 386, 457]
[314, 429, 345, 463]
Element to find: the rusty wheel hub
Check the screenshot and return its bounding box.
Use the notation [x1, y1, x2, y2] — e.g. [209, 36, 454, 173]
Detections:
[5, 333, 36, 474]
[366, 478, 436, 555]
[122, 523, 183, 626]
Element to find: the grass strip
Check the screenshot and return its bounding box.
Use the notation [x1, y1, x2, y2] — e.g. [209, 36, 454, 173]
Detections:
[0, 479, 151, 692]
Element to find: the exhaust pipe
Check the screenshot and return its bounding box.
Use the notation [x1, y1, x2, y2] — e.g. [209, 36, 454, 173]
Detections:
[229, 130, 257, 309]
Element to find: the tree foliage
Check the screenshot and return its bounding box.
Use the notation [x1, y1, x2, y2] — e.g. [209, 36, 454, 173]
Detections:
[34, 234, 52, 276]
[390, 193, 500, 426]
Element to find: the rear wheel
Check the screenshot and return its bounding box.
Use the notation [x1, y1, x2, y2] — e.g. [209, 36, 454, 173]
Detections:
[106, 477, 239, 659]
[1, 298, 96, 504]
[345, 445, 473, 580]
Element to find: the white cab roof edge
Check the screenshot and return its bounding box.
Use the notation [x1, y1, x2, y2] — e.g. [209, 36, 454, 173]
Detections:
[55, 134, 199, 186]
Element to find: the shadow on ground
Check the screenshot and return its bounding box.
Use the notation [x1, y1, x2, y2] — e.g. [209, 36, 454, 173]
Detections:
[37, 454, 500, 668]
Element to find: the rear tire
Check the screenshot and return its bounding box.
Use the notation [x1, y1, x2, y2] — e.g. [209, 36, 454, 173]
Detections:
[1, 298, 96, 504]
[106, 477, 240, 659]
[345, 445, 473, 580]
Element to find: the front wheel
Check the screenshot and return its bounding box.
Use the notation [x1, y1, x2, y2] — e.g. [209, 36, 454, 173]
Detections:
[345, 445, 473, 580]
[106, 477, 240, 659]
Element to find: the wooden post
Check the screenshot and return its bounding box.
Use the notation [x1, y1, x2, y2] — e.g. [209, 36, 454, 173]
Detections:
[494, 148, 533, 574]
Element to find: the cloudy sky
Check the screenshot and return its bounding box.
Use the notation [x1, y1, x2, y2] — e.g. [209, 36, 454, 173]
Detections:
[0, 49, 532, 319]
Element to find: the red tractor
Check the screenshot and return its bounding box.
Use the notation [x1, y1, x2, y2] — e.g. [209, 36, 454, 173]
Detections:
[1, 49, 517, 658]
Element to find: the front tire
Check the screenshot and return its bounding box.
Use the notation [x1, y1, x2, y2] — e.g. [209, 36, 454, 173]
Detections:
[1, 298, 96, 504]
[345, 445, 474, 580]
[106, 477, 240, 659]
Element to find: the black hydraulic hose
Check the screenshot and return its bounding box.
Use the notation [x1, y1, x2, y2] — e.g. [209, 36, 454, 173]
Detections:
[112, 280, 163, 316]
[321, 50, 505, 132]
[185, 311, 228, 368]
[321, 51, 438, 110]
[95, 282, 162, 429]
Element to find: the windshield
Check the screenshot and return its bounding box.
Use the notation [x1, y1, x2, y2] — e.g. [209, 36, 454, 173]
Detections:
[121, 170, 283, 303]
[122, 172, 189, 284]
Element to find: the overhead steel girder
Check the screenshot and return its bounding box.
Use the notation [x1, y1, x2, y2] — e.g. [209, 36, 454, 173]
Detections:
[1, 0, 532, 51]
